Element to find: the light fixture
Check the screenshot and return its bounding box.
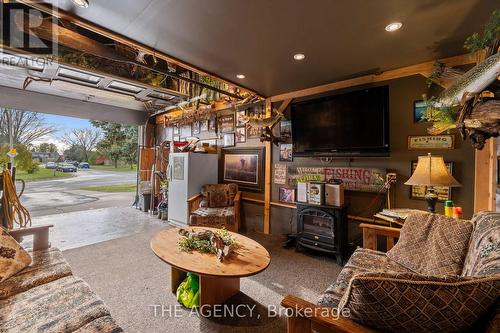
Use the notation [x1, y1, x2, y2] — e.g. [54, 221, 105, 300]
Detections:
[293, 53, 306, 61]
[71, 0, 89, 8]
[236, 74, 245, 79]
[405, 153, 461, 213]
[385, 22, 403, 32]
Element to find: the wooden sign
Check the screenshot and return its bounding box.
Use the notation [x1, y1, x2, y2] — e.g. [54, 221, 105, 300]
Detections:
[324, 167, 386, 193]
[274, 164, 287, 185]
[408, 135, 455, 150]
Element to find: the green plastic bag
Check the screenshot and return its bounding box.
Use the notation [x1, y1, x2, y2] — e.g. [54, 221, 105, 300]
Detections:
[176, 273, 200, 308]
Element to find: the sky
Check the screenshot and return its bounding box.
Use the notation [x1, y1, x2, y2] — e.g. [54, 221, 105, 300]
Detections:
[33, 113, 94, 153]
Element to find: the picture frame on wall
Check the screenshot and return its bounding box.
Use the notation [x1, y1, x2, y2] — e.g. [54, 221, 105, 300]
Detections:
[413, 100, 428, 123]
[408, 135, 455, 150]
[235, 127, 246, 143]
[208, 117, 217, 132]
[410, 161, 454, 202]
[279, 187, 295, 203]
[192, 121, 200, 135]
[218, 114, 235, 133]
[247, 126, 262, 139]
[221, 147, 265, 192]
[280, 120, 292, 138]
[279, 143, 293, 162]
[180, 124, 191, 138]
[173, 125, 180, 135]
[223, 133, 235, 147]
[236, 110, 247, 127]
[200, 120, 209, 132]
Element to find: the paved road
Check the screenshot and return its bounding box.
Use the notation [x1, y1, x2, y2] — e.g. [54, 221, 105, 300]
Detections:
[20, 169, 137, 217]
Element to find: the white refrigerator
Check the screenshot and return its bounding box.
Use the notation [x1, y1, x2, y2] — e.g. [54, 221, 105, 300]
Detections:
[167, 152, 218, 226]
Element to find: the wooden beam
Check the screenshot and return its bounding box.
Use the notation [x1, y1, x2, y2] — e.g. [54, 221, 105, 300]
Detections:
[17, 0, 262, 98]
[474, 137, 497, 212]
[263, 98, 272, 234]
[270, 52, 481, 102]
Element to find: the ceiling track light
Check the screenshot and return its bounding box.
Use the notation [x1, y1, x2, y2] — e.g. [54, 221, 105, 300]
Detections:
[293, 53, 305, 61]
[71, 0, 89, 8]
[385, 22, 403, 32]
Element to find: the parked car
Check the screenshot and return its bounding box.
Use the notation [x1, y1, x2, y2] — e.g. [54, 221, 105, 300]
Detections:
[79, 162, 90, 169]
[45, 162, 57, 169]
[57, 163, 77, 172]
[64, 160, 79, 167]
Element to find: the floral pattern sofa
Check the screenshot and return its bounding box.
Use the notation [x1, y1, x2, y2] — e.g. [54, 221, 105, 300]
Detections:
[0, 226, 123, 333]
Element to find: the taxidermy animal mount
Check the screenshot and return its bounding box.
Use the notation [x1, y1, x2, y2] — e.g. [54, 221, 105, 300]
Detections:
[240, 108, 285, 146]
[424, 10, 500, 150]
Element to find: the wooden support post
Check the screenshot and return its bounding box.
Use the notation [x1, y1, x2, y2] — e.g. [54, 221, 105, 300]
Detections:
[474, 137, 497, 212]
[263, 98, 272, 234]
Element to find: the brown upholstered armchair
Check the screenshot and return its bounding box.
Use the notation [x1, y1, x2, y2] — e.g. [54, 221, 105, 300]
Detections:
[187, 184, 241, 232]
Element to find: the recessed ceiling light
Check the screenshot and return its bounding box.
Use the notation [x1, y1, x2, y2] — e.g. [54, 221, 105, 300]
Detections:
[293, 53, 306, 61]
[236, 74, 245, 79]
[385, 22, 403, 32]
[71, 0, 89, 8]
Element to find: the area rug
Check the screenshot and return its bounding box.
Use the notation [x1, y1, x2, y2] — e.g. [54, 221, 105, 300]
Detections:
[63, 228, 342, 333]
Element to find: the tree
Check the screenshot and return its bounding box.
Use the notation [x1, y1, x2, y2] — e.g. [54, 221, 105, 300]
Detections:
[91, 121, 138, 168]
[61, 128, 101, 162]
[0, 108, 56, 145]
[37, 142, 58, 153]
[0, 143, 38, 173]
[120, 126, 138, 168]
[63, 144, 85, 162]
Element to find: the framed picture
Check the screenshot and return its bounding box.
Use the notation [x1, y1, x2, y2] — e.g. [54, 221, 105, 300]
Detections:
[414, 100, 427, 123]
[279, 187, 295, 203]
[164, 127, 174, 141]
[408, 135, 455, 150]
[223, 133, 235, 147]
[200, 120, 209, 132]
[274, 163, 287, 185]
[280, 120, 292, 138]
[218, 114, 235, 133]
[173, 125, 180, 135]
[236, 110, 247, 127]
[235, 127, 246, 143]
[279, 143, 293, 162]
[208, 117, 217, 132]
[221, 147, 265, 192]
[180, 124, 191, 137]
[410, 161, 453, 202]
[200, 138, 217, 147]
[192, 121, 200, 135]
[247, 126, 262, 139]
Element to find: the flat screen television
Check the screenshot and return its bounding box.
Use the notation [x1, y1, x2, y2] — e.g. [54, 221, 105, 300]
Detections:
[291, 86, 390, 157]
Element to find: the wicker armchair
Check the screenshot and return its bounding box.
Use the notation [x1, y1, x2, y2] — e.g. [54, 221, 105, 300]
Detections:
[187, 184, 241, 232]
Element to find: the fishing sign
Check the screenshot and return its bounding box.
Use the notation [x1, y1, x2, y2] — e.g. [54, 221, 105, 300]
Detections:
[324, 167, 386, 193]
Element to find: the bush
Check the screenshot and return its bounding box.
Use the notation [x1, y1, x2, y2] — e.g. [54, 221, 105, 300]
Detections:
[26, 160, 40, 174]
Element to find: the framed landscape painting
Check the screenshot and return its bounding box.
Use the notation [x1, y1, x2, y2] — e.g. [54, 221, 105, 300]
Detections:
[221, 147, 265, 192]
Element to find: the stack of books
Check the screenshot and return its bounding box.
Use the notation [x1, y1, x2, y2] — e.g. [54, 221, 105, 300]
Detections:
[374, 209, 414, 227]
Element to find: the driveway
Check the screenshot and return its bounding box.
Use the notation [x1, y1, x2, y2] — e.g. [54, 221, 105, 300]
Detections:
[21, 169, 137, 217]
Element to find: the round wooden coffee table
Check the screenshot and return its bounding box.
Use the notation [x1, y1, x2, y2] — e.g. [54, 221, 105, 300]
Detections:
[151, 227, 270, 308]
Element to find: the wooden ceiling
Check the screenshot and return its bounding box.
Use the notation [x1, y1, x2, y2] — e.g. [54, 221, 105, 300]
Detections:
[34, 0, 498, 97]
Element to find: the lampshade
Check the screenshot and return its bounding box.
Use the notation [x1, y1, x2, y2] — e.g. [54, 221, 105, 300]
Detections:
[405, 154, 461, 187]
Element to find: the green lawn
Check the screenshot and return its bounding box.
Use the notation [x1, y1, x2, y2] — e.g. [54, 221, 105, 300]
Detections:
[16, 168, 74, 182]
[80, 183, 137, 192]
[90, 165, 137, 172]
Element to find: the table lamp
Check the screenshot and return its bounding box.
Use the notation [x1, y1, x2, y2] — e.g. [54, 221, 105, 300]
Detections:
[405, 153, 461, 213]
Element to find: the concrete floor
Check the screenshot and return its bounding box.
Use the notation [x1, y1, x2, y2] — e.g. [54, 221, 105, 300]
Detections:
[30, 207, 165, 250]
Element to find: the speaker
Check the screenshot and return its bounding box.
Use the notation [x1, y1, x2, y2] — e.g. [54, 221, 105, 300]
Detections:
[325, 184, 344, 206]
